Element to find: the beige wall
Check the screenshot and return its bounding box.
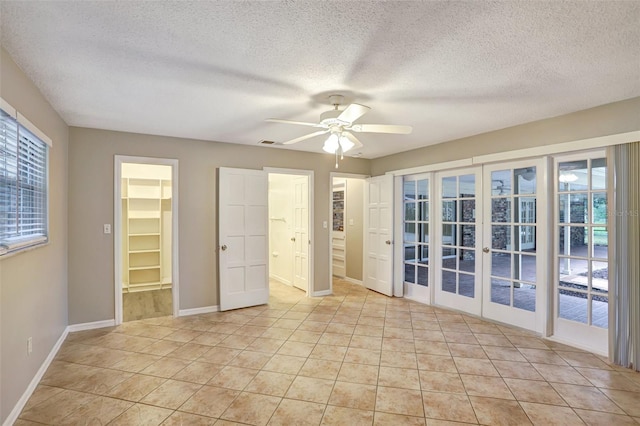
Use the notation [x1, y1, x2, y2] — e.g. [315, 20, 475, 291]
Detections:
[68, 128, 370, 324]
[371, 97, 640, 175]
[345, 178, 364, 281]
[0, 47, 69, 423]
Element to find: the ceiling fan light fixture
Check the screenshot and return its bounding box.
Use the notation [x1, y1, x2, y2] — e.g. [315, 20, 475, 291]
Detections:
[322, 133, 340, 153]
[339, 135, 354, 153]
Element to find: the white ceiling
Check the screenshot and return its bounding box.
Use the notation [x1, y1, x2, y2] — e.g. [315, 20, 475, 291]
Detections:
[1, 1, 638, 159]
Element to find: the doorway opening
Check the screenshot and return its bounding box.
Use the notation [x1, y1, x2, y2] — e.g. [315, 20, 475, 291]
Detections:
[115, 156, 179, 324]
[330, 174, 366, 289]
[267, 169, 313, 295]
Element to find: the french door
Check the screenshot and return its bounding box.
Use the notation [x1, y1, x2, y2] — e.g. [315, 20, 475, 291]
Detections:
[553, 152, 608, 354]
[419, 159, 546, 332]
[481, 159, 546, 332]
[434, 167, 482, 316]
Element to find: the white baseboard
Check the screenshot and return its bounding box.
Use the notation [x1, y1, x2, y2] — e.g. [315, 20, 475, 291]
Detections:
[3, 327, 69, 426]
[178, 306, 219, 317]
[544, 335, 608, 358]
[269, 274, 292, 286]
[67, 319, 116, 332]
[312, 290, 332, 297]
[343, 277, 363, 286]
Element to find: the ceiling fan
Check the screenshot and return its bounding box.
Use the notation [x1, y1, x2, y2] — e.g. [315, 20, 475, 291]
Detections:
[266, 95, 412, 163]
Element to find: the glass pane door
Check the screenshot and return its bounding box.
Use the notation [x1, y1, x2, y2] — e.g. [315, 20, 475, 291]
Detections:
[482, 159, 545, 332]
[554, 153, 608, 354]
[434, 168, 481, 316]
[402, 175, 431, 302]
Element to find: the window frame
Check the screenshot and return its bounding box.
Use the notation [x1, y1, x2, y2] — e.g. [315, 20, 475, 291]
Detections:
[0, 98, 51, 257]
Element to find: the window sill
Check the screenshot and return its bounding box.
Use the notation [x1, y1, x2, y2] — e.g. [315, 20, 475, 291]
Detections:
[0, 237, 49, 259]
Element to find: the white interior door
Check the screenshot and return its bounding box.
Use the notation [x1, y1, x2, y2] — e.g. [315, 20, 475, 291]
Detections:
[292, 176, 309, 291]
[434, 167, 482, 315]
[219, 167, 269, 311]
[364, 175, 394, 296]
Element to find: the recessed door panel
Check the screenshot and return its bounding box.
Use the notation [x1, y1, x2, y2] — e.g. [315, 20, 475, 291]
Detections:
[219, 168, 268, 311]
[364, 175, 394, 296]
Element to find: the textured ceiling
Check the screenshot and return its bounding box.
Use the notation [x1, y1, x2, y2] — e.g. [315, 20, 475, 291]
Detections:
[1, 1, 639, 159]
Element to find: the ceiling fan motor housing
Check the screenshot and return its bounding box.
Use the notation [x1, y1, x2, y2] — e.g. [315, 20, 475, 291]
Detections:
[320, 109, 347, 125]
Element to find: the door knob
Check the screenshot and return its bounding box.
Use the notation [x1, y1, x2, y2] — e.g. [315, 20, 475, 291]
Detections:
[291, 237, 296, 242]
[482, 247, 490, 253]
[221, 245, 228, 251]
[385, 240, 392, 245]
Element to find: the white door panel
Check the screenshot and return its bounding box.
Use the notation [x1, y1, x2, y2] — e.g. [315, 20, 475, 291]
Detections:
[364, 175, 394, 296]
[293, 176, 309, 291]
[219, 167, 269, 311]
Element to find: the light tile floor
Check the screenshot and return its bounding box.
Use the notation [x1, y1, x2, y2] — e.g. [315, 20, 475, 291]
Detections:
[16, 279, 640, 425]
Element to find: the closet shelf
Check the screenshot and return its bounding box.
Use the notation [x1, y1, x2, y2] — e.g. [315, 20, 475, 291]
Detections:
[122, 176, 172, 292]
[129, 265, 160, 271]
[129, 248, 161, 254]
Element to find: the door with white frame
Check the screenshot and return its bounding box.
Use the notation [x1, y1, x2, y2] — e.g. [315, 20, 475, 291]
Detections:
[554, 152, 609, 355]
[481, 159, 546, 332]
[114, 156, 179, 324]
[364, 174, 394, 296]
[401, 174, 432, 303]
[434, 168, 482, 315]
[219, 167, 269, 311]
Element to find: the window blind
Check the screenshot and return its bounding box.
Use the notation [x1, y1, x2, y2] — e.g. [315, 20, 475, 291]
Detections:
[0, 107, 49, 254]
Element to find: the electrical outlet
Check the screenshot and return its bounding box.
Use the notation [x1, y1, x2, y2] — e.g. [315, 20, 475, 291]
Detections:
[103, 224, 111, 234]
[27, 337, 32, 355]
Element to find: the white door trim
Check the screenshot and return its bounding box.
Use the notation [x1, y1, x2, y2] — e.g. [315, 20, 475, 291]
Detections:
[264, 167, 314, 296]
[114, 155, 179, 324]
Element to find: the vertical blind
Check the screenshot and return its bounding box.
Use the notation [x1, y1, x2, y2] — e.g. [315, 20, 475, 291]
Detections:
[610, 142, 640, 371]
[0, 107, 49, 254]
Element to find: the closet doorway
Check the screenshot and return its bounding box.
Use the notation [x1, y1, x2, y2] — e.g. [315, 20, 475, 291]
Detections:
[330, 174, 366, 286]
[266, 169, 313, 294]
[114, 156, 179, 324]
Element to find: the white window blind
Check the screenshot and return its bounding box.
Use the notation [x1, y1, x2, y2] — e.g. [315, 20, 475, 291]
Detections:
[0, 106, 49, 255]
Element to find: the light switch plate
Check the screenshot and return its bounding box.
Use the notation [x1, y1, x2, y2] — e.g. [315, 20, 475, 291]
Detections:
[103, 224, 111, 234]
[323, 221, 328, 229]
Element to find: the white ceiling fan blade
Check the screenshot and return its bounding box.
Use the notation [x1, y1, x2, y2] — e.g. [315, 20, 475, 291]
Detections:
[266, 118, 322, 128]
[343, 132, 363, 149]
[282, 129, 329, 145]
[337, 103, 370, 124]
[349, 124, 412, 134]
